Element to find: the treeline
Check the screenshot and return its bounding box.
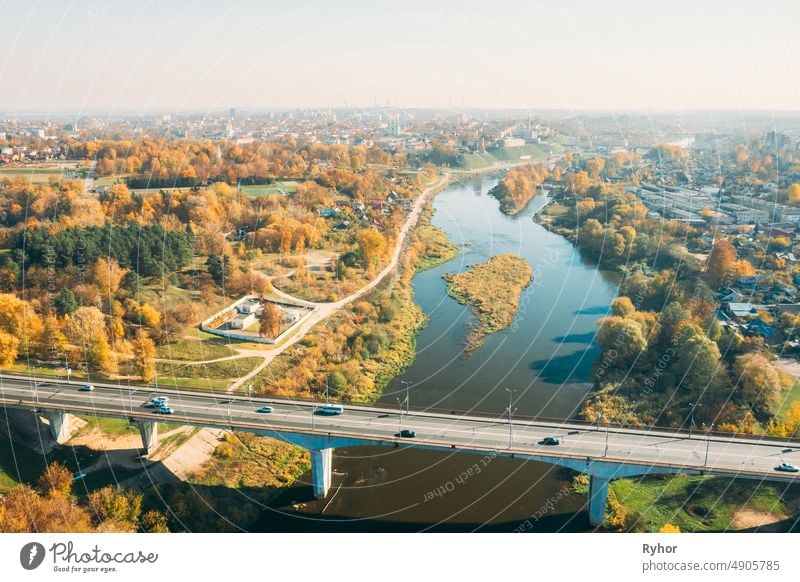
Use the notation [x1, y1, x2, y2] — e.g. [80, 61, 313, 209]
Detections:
[4, 223, 194, 278]
[546, 179, 797, 434]
[489, 163, 548, 214]
[63, 138, 404, 182]
[0, 462, 168, 533]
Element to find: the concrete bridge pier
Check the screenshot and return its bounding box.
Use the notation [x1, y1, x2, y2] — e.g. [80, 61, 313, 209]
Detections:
[588, 475, 611, 527]
[530, 457, 686, 529]
[43, 410, 75, 443]
[310, 448, 333, 498]
[255, 432, 377, 499]
[133, 421, 158, 455]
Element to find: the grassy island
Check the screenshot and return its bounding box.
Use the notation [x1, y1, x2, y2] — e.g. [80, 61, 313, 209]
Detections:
[488, 163, 548, 214]
[443, 253, 533, 350]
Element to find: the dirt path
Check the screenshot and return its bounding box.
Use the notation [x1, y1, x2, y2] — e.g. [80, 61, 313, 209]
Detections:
[777, 357, 800, 378]
[225, 174, 451, 393]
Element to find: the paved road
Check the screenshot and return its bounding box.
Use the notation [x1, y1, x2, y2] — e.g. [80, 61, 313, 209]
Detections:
[2, 374, 799, 481]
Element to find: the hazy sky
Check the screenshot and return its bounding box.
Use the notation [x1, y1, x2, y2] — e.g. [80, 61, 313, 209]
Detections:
[1, 0, 799, 113]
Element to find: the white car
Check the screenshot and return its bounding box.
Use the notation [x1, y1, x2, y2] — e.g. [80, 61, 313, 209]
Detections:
[150, 396, 169, 407]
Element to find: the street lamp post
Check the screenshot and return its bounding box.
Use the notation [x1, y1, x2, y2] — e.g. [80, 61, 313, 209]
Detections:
[506, 388, 516, 449]
[604, 419, 609, 457]
[704, 424, 714, 466]
[401, 380, 411, 414]
[688, 402, 696, 436]
[397, 398, 404, 432]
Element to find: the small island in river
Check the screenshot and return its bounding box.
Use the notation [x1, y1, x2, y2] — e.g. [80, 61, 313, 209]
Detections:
[443, 253, 533, 351]
[488, 163, 548, 214]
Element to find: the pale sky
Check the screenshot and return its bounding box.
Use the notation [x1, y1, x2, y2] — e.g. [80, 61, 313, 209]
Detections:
[1, 0, 799, 113]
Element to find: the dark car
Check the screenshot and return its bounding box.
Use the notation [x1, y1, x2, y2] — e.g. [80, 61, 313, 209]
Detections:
[398, 429, 416, 438]
[538, 436, 560, 446]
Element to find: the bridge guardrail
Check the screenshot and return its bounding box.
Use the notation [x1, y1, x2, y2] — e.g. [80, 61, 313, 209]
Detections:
[2, 371, 798, 448]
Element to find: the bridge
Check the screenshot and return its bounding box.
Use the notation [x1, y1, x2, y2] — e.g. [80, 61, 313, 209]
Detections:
[2, 373, 799, 527]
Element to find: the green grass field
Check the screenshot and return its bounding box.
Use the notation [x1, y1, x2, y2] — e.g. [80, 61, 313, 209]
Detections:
[155, 335, 237, 361]
[76, 415, 138, 437]
[93, 175, 126, 187]
[0, 166, 74, 183]
[239, 181, 299, 197]
[776, 379, 800, 419]
[610, 474, 792, 532]
[156, 357, 263, 380]
[152, 377, 232, 391]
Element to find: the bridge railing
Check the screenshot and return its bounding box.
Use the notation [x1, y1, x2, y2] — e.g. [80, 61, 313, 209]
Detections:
[4, 371, 798, 446]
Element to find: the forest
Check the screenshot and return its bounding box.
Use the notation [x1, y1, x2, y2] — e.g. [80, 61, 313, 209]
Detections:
[543, 162, 800, 436]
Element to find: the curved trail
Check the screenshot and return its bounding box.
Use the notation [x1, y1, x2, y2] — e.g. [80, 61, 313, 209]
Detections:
[225, 174, 450, 393]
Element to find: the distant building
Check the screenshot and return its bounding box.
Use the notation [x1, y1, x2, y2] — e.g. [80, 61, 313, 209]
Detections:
[502, 137, 525, 148]
[726, 302, 758, 318]
[718, 203, 769, 224]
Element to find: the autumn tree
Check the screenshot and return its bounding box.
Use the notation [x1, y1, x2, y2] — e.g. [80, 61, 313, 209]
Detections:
[0, 485, 92, 533]
[92, 257, 128, 299]
[358, 229, 387, 266]
[596, 315, 647, 367]
[140, 510, 169, 533]
[610, 296, 635, 317]
[786, 183, 800, 206]
[64, 308, 116, 374]
[0, 331, 20, 366]
[37, 315, 67, 362]
[733, 353, 782, 417]
[669, 325, 722, 403]
[0, 293, 42, 353]
[131, 328, 156, 382]
[88, 333, 117, 376]
[64, 306, 106, 344]
[259, 302, 281, 338]
[86, 486, 143, 532]
[705, 238, 736, 288]
[37, 462, 73, 498]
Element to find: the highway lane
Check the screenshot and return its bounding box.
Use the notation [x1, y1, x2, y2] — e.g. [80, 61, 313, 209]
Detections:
[1, 374, 799, 481]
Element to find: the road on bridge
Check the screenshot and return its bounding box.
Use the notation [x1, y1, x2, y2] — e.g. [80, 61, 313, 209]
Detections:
[2, 374, 799, 482]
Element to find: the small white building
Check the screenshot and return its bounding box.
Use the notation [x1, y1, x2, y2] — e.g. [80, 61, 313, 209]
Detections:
[238, 300, 262, 314]
[230, 312, 256, 329]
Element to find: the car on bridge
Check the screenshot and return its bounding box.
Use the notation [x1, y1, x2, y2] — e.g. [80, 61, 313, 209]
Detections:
[256, 406, 274, 413]
[775, 462, 799, 473]
[155, 405, 174, 415]
[316, 404, 344, 415]
[150, 396, 169, 407]
[538, 437, 560, 446]
[79, 384, 95, 392]
[398, 429, 416, 438]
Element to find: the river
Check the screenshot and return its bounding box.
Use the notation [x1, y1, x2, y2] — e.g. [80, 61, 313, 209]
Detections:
[255, 173, 621, 532]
